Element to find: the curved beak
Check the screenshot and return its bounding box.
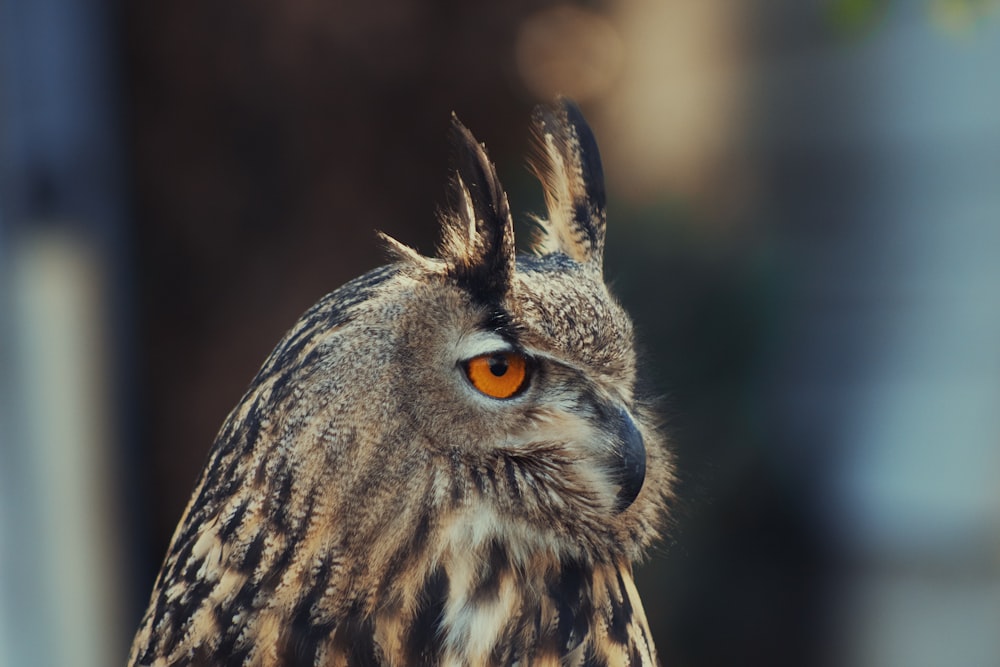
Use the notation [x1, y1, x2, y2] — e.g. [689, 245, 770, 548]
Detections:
[609, 408, 646, 513]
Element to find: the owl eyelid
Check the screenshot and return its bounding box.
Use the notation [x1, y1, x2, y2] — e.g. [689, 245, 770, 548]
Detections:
[455, 331, 516, 362]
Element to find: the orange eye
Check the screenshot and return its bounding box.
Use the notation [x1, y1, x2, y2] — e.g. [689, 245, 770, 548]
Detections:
[463, 351, 529, 399]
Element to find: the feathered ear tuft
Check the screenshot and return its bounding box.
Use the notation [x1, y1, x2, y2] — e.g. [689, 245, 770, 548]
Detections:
[439, 114, 516, 304]
[377, 231, 439, 270]
[528, 98, 607, 270]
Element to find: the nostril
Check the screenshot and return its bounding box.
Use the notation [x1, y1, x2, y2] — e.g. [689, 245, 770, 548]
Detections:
[612, 409, 646, 513]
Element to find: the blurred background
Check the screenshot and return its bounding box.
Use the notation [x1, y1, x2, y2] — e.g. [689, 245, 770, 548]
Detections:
[2, 0, 999, 665]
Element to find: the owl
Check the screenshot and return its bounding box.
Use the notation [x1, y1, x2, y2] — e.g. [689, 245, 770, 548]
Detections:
[129, 99, 673, 667]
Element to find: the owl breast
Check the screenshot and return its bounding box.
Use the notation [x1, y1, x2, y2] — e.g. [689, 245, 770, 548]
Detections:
[364, 505, 659, 667]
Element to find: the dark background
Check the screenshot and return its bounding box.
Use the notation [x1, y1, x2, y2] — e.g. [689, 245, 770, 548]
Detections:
[3, 1, 999, 666]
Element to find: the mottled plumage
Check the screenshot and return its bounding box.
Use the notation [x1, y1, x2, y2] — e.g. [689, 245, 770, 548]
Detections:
[129, 100, 673, 667]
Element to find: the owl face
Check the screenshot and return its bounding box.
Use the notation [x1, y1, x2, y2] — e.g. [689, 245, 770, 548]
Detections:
[378, 256, 650, 549]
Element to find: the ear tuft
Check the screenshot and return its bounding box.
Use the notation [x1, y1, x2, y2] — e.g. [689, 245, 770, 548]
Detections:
[439, 115, 516, 304]
[528, 98, 607, 270]
[377, 231, 439, 270]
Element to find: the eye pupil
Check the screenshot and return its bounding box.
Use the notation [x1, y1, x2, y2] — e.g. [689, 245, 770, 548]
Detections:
[488, 355, 509, 377]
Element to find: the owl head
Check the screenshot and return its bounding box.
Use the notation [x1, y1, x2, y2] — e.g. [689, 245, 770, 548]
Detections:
[362, 99, 672, 562]
[196, 99, 670, 569]
[131, 99, 672, 666]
